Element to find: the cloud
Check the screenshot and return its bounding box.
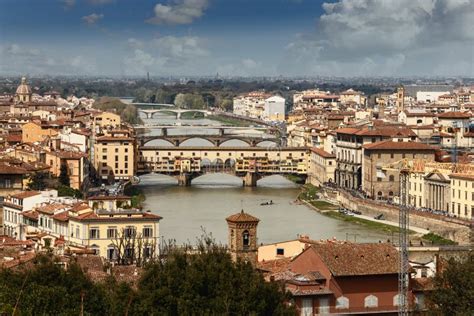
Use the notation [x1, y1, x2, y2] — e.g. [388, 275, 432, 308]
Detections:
[280, 0, 474, 76]
[122, 35, 210, 75]
[147, 0, 209, 25]
[59, 0, 75, 9]
[82, 13, 104, 25]
[0, 43, 96, 75]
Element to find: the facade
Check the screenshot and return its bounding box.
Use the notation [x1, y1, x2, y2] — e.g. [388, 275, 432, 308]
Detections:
[45, 150, 87, 190]
[309, 147, 336, 186]
[233, 91, 270, 119]
[264, 95, 285, 121]
[450, 173, 474, 220]
[260, 243, 403, 315]
[21, 122, 58, 143]
[335, 125, 417, 190]
[94, 130, 135, 183]
[362, 141, 436, 200]
[92, 111, 121, 129]
[226, 210, 259, 266]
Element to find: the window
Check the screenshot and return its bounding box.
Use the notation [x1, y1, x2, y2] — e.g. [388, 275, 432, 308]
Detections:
[102, 148, 107, 153]
[124, 148, 128, 153]
[143, 227, 153, 238]
[276, 248, 284, 256]
[76, 227, 80, 239]
[364, 295, 378, 308]
[393, 294, 404, 307]
[336, 296, 349, 309]
[102, 155, 107, 160]
[389, 175, 395, 182]
[242, 230, 250, 247]
[115, 148, 119, 153]
[102, 162, 107, 167]
[390, 153, 394, 158]
[124, 226, 136, 238]
[107, 227, 117, 238]
[89, 227, 100, 239]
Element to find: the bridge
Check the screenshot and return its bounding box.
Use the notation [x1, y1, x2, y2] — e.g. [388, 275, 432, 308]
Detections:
[138, 146, 309, 186]
[138, 108, 212, 119]
[138, 133, 279, 147]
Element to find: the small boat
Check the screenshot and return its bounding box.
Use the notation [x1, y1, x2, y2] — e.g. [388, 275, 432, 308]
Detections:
[260, 200, 274, 206]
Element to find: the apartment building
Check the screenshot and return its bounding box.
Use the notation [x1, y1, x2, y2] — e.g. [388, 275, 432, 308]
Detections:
[450, 173, 474, 220]
[308, 147, 336, 186]
[94, 130, 135, 183]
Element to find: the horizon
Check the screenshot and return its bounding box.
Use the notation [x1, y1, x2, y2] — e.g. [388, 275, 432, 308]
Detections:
[1, 0, 473, 78]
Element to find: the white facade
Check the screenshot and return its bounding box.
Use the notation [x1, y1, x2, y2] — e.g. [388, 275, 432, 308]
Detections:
[264, 95, 285, 121]
[416, 91, 450, 103]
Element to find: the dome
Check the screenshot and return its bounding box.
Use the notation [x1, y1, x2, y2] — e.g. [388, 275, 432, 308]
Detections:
[16, 77, 32, 95]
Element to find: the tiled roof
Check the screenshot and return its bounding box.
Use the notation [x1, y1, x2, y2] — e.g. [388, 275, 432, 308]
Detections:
[0, 162, 28, 174]
[96, 136, 134, 141]
[438, 111, 471, 119]
[310, 147, 335, 158]
[11, 191, 41, 199]
[311, 243, 399, 276]
[52, 211, 69, 222]
[450, 173, 474, 181]
[363, 140, 436, 151]
[226, 210, 259, 223]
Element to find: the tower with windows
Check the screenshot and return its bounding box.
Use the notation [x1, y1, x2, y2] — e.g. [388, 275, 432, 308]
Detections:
[226, 210, 259, 265]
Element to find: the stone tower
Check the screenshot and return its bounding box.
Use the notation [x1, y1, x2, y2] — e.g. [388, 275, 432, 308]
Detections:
[226, 210, 259, 265]
[396, 85, 405, 113]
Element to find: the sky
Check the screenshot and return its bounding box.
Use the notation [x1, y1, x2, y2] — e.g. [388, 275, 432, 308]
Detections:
[0, 0, 473, 77]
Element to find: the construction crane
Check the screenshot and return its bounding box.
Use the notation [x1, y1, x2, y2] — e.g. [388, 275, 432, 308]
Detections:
[382, 159, 411, 315]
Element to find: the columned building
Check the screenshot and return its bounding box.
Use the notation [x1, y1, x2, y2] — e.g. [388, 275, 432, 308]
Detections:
[424, 172, 451, 212]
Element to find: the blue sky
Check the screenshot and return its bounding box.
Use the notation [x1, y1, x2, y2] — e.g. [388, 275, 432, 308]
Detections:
[0, 0, 473, 77]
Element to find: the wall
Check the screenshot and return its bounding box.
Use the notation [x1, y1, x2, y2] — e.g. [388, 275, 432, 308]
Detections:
[337, 190, 472, 245]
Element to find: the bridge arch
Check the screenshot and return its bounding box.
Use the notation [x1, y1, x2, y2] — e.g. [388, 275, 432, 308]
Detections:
[218, 138, 252, 147]
[142, 138, 175, 147]
[224, 158, 236, 168]
[179, 137, 215, 147]
[255, 140, 278, 147]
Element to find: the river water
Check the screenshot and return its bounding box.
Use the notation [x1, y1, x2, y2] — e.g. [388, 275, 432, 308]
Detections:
[139, 113, 390, 245]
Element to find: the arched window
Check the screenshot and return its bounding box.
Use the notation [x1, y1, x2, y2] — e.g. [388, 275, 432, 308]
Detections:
[242, 230, 250, 246]
[364, 295, 378, 308]
[393, 294, 405, 306]
[389, 175, 395, 182]
[389, 191, 394, 196]
[336, 296, 349, 309]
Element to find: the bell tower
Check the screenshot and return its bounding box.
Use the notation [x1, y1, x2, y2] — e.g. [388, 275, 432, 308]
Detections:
[396, 85, 405, 113]
[226, 210, 259, 265]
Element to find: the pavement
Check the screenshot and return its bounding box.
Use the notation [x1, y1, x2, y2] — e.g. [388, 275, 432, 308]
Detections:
[352, 213, 430, 235]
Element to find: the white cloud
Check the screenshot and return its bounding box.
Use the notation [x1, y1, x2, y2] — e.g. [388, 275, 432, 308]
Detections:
[147, 0, 209, 25]
[0, 43, 97, 76]
[59, 0, 75, 9]
[82, 13, 104, 25]
[122, 36, 210, 75]
[280, 0, 474, 76]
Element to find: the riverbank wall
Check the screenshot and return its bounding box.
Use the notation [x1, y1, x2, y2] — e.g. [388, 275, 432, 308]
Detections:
[337, 190, 472, 245]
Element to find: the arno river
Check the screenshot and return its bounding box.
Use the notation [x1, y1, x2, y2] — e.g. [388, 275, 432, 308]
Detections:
[139, 113, 390, 245]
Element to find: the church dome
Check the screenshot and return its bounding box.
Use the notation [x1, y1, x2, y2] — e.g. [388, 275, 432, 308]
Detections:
[16, 77, 32, 95]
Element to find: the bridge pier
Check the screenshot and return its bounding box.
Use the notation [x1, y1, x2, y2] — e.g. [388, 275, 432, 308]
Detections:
[161, 127, 168, 136]
[242, 172, 258, 187]
[178, 173, 192, 186]
[176, 112, 181, 119]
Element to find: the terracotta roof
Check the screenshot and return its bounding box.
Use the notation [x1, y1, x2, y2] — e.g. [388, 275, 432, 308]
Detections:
[363, 140, 436, 151]
[311, 243, 399, 276]
[336, 127, 360, 135]
[36, 203, 67, 215]
[21, 210, 39, 220]
[226, 210, 259, 223]
[11, 191, 41, 199]
[52, 211, 69, 222]
[47, 150, 86, 159]
[0, 162, 28, 174]
[450, 173, 474, 181]
[6, 134, 22, 143]
[96, 136, 134, 141]
[438, 111, 472, 119]
[310, 147, 335, 158]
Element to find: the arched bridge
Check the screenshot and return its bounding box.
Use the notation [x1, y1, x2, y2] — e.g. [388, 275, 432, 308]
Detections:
[138, 134, 280, 147]
[138, 108, 212, 119]
[137, 146, 309, 186]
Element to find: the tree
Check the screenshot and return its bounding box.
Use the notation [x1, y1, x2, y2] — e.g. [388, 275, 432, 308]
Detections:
[428, 254, 474, 315]
[27, 172, 48, 191]
[174, 93, 186, 108]
[59, 164, 70, 187]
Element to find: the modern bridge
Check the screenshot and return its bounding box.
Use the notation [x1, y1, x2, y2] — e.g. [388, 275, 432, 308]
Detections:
[138, 146, 309, 186]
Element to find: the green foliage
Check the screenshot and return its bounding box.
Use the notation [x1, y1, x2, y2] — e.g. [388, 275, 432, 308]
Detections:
[59, 164, 70, 187]
[0, 241, 294, 315]
[93, 97, 143, 125]
[27, 172, 48, 191]
[428, 254, 474, 315]
[174, 93, 206, 109]
[422, 233, 457, 246]
[124, 186, 146, 209]
[57, 184, 83, 198]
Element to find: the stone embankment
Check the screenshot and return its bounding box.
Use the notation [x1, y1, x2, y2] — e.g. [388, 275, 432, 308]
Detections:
[337, 190, 472, 245]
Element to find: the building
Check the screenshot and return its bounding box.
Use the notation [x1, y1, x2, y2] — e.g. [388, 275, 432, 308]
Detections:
[362, 141, 436, 200]
[15, 77, 32, 104]
[335, 124, 417, 190]
[45, 149, 88, 190]
[398, 110, 436, 126]
[264, 95, 285, 121]
[233, 91, 270, 119]
[226, 210, 259, 266]
[309, 147, 336, 186]
[94, 130, 135, 183]
[449, 173, 474, 220]
[21, 121, 58, 143]
[92, 111, 121, 129]
[260, 243, 403, 315]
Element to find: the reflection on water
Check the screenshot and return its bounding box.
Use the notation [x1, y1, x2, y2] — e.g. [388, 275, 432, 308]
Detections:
[140, 174, 391, 245]
[139, 113, 390, 246]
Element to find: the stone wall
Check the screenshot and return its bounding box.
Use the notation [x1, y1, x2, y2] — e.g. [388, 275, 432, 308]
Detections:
[337, 190, 472, 245]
